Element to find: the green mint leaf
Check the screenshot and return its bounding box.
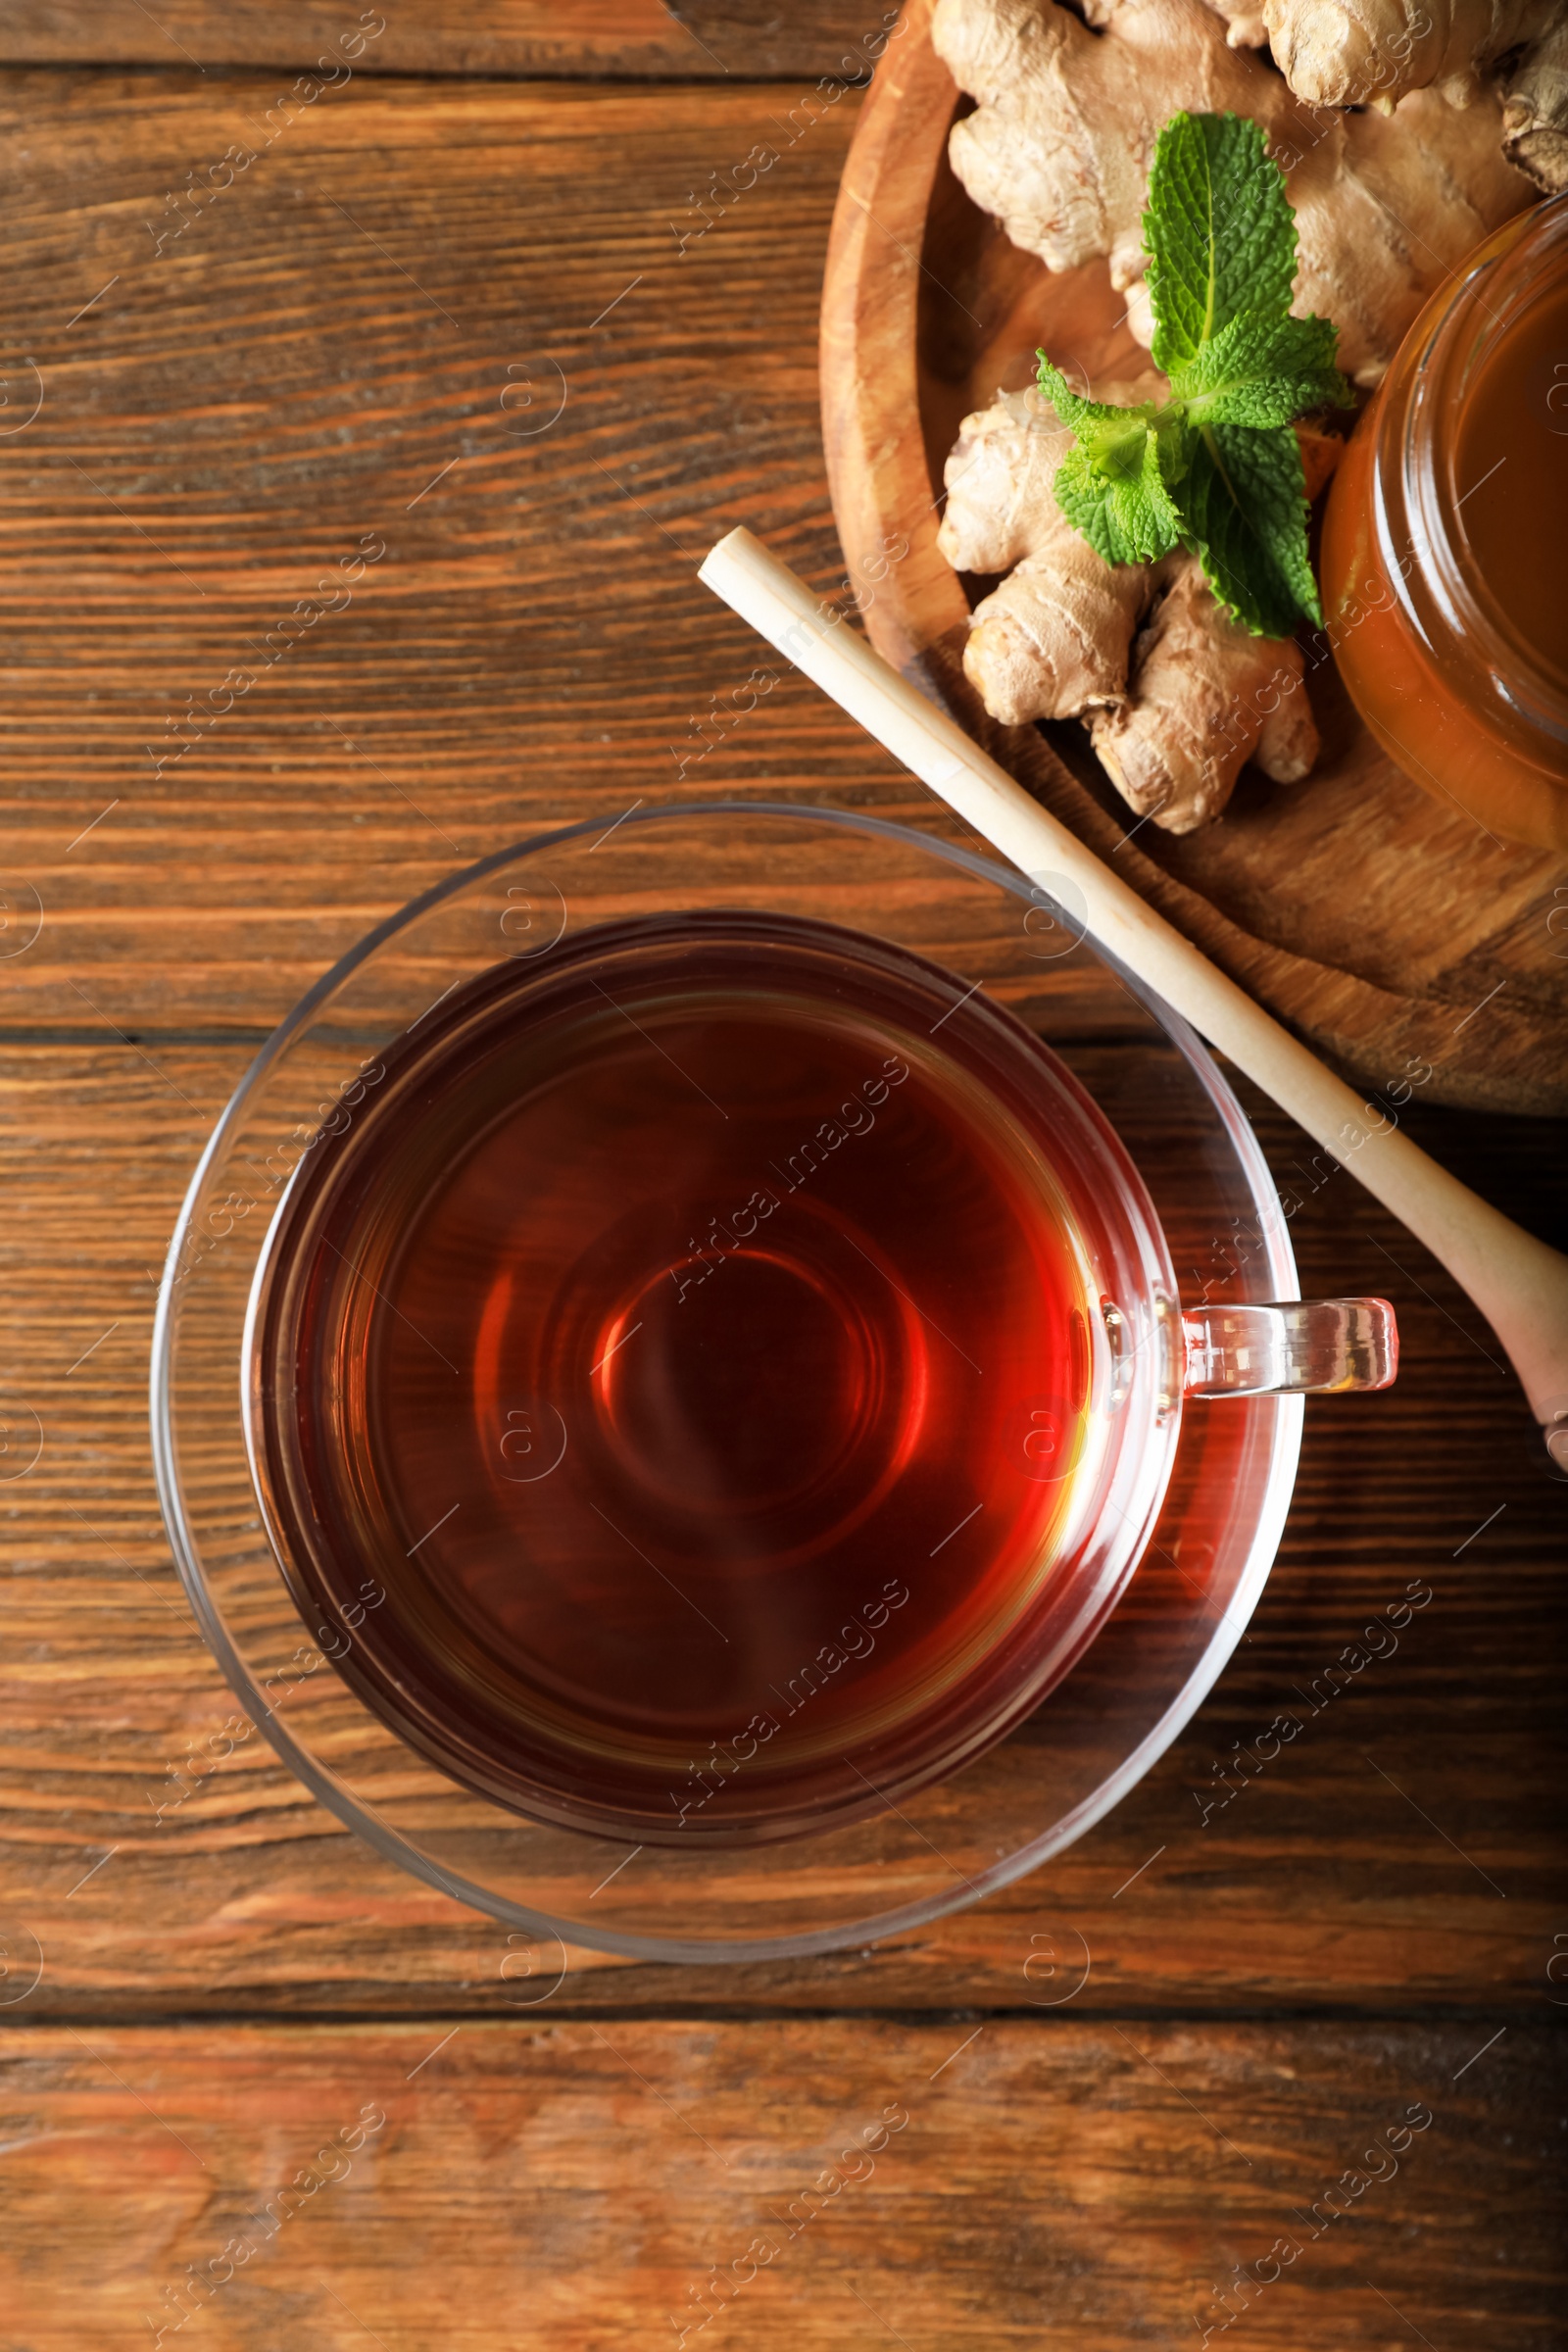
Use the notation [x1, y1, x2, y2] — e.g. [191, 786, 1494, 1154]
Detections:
[1053, 431, 1183, 567]
[1181, 421, 1319, 636]
[1050, 446, 1123, 564]
[1172, 313, 1353, 428]
[1036, 359, 1141, 436]
[1040, 354, 1182, 564]
[1145, 112, 1298, 376]
[1031, 114, 1350, 633]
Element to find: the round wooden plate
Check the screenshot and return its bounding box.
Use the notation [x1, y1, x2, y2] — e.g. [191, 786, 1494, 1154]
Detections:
[820, 0, 1567, 1114]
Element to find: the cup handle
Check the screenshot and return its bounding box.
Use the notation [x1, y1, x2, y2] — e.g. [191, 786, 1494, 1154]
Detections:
[1181, 1298, 1397, 1398]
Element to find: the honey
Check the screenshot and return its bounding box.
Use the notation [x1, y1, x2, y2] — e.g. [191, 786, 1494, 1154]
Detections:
[1321, 198, 1568, 850]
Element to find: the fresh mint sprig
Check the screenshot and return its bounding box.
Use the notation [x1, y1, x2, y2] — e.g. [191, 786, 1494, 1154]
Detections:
[1039, 111, 1353, 638]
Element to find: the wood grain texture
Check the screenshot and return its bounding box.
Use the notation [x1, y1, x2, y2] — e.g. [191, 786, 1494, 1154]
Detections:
[819, 0, 1568, 1115]
[0, 51, 1562, 2345]
[1, 2018, 1560, 2350]
[0, 1, 893, 79]
[0, 66, 879, 1029]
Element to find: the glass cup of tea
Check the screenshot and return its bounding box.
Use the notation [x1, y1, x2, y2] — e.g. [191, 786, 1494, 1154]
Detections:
[154, 804, 1396, 1962]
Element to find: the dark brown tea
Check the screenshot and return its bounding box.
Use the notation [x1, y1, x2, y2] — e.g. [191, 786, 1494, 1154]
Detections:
[248, 913, 1125, 1844]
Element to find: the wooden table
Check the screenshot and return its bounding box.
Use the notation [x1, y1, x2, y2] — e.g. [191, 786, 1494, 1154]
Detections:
[0, 8, 1562, 2344]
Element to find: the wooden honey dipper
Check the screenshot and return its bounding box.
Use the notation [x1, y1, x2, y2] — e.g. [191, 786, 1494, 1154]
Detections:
[700, 525, 1568, 1463]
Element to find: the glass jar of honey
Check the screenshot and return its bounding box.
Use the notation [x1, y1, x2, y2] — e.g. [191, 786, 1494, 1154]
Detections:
[1321, 197, 1568, 852]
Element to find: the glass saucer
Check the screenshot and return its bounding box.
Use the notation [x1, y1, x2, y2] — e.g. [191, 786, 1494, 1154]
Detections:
[151, 803, 1299, 1964]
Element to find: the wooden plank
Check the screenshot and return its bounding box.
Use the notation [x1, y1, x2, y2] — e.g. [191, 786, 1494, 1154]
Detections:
[1, 1035, 1560, 2012]
[0, 2018, 1557, 2349]
[0, 67, 878, 1030]
[0, 2, 895, 79]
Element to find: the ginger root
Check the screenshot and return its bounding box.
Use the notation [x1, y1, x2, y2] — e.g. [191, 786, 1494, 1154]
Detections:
[934, 0, 1532, 386]
[928, 0, 1538, 832]
[937, 379, 1161, 723]
[1202, 0, 1568, 191]
[1254, 0, 1560, 134]
[940, 383, 1331, 827]
[1090, 563, 1318, 832]
[1501, 12, 1568, 189]
[1200, 0, 1273, 43]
